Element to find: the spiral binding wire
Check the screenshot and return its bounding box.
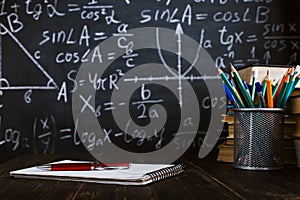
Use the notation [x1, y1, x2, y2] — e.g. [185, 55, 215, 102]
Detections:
[144, 164, 185, 183]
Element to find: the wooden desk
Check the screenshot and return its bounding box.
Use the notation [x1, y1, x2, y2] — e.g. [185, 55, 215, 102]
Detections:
[1, 153, 300, 200]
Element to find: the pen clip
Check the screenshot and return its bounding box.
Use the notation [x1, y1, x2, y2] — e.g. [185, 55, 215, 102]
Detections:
[95, 162, 131, 170]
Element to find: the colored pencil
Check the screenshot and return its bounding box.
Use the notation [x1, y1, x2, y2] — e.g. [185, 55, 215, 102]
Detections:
[266, 70, 273, 108]
[272, 79, 280, 99]
[251, 69, 258, 101]
[217, 68, 244, 108]
[273, 68, 290, 103]
[281, 72, 299, 106]
[275, 75, 289, 108]
[223, 84, 238, 107]
[231, 64, 255, 108]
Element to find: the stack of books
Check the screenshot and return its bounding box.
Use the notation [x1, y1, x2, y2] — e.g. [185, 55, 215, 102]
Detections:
[286, 95, 300, 167]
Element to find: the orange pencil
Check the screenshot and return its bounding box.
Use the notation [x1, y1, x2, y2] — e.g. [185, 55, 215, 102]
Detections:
[275, 75, 290, 107]
[273, 68, 290, 103]
[266, 70, 273, 108]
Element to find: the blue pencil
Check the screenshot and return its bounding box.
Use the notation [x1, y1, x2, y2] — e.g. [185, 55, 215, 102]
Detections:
[223, 84, 239, 108]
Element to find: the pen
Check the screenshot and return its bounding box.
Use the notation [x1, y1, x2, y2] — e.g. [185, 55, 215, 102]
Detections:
[37, 162, 131, 171]
[255, 82, 266, 108]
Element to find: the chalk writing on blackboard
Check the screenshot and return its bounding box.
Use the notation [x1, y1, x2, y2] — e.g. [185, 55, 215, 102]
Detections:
[0, 19, 58, 91]
[71, 25, 225, 163]
[0, 0, 299, 160]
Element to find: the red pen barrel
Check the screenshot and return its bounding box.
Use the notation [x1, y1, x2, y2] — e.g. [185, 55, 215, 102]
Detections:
[50, 163, 93, 171]
[39, 162, 131, 171]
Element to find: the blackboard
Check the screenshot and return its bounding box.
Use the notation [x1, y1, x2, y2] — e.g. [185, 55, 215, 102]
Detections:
[0, 0, 299, 162]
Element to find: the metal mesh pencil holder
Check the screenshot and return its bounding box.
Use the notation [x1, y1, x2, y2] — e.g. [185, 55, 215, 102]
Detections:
[233, 108, 285, 170]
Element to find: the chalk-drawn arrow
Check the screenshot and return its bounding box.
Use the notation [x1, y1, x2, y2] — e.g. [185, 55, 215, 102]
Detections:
[263, 51, 271, 64]
[175, 23, 184, 107]
[288, 52, 298, 65]
[156, 28, 178, 77]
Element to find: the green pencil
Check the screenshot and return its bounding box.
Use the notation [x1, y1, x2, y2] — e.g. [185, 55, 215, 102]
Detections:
[272, 80, 280, 99]
[217, 68, 245, 108]
[275, 75, 289, 108]
[262, 79, 267, 96]
[230, 64, 255, 108]
[281, 73, 300, 106]
[251, 69, 258, 101]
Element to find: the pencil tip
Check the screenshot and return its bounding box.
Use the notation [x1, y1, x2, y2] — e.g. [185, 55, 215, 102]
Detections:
[217, 68, 222, 74]
[290, 67, 295, 75]
[267, 69, 271, 79]
[230, 64, 235, 71]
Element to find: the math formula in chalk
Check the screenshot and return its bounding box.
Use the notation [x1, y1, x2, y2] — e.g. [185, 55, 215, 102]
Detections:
[0, 0, 299, 158]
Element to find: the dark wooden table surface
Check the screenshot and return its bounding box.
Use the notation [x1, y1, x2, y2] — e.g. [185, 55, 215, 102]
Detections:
[1, 152, 300, 200]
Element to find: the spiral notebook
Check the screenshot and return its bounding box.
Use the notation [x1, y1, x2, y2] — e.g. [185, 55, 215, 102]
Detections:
[10, 160, 185, 186]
